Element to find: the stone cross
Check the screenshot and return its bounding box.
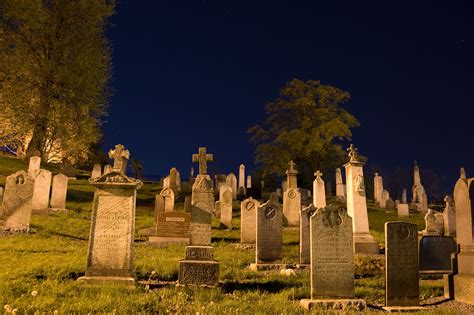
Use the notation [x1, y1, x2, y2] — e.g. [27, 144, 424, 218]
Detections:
[347, 144, 359, 162]
[192, 147, 213, 175]
[288, 160, 297, 172]
[108, 144, 130, 173]
[314, 170, 323, 180]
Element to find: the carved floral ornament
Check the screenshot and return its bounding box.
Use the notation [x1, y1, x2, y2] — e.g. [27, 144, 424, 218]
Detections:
[314, 206, 346, 228]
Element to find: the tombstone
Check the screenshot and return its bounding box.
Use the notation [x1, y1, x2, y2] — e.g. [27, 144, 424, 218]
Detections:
[163, 176, 170, 189]
[419, 235, 457, 273]
[160, 188, 175, 212]
[169, 167, 178, 194]
[226, 173, 238, 200]
[286, 160, 298, 189]
[335, 168, 345, 201]
[452, 175, 474, 304]
[149, 212, 191, 245]
[283, 160, 300, 226]
[443, 195, 456, 237]
[0, 171, 35, 234]
[401, 188, 407, 204]
[380, 190, 390, 208]
[28, 156, 41, 177]
[176, 170, 182, 192]
[251, 199, 283, 269]
[31, 169, 52, 214]
[91, 164, 102, 179]
[184, 196, 192, 213]
[313, 170, 326, 209]
[214, 174, 227, 193]
[422, 209, 444, 236]
[384, 222, 419, 309]
[300, 206, 366, 311]
[300, 204, 315, 265]
[50, 173, 68, 210]
[214, 200, 221, 218]
[78, 145, 142, 285]
[412, 161, 428, 213]
[385, 198, 396, 211]
[240, 197, 260, 244]
[238, 164, 246, 195]
[190, 147, 214, 245]
[154, 195, 165, 216]
[103, 165, 113, 174]
[178, 245, 219, 286]
[219, 185, 233, 230]
[397, 203, 409, 217]
[374, 173, 384, 206]
[344, 144, 378, 254]
[246, 175, 252, 189]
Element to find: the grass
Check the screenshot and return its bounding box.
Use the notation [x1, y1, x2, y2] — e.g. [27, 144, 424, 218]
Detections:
[0, 154, 448, 313]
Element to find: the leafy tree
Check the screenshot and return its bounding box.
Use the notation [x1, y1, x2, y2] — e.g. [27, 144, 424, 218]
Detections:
[248, 79, 359, 187]
[0, 0, 114, 164]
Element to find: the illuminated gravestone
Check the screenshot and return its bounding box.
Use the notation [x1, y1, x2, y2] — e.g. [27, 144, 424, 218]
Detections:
[28, 156, 41, 177]
[313, 170, 326, 208]
[373, 173, 383, 206]
[91, 164, 102, 179]
[31, 169, 52, 215]
[50, 173, 68, 210]
[300, 204, 315, 265]
[160, 187, 175, 212]
[219, 185, 233, 230]
[240, 197, 260, 244]
[78, 144, 142, 286]
[226, 173, 237, 200]
[149, 211, 191, 245]
[335, 168, 345, 201]
[411, 161, 428, 213]
[238, 164, 246, 197]
[283, 160, 300, 227]
[443, 195, 456, 237]
[0, 171, 35, 235]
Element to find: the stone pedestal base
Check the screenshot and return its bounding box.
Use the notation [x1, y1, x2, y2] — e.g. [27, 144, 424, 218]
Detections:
[178, 260, 219, 286]
[354, 234, 379, 254]
[77, 276, 135, 287]
[148, 236, 189, 246]
[300, 299, 366, 311]
[454, 274, 474, 304]
[382, 306, 425, 312]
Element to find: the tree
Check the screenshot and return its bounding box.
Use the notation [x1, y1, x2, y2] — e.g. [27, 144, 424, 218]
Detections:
[0, 0, 114, 164]
[248, 79, 359, 187]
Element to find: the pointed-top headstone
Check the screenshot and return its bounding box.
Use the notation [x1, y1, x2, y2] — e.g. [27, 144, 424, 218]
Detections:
[192, 147, 213, 175]
[460, 167, 467, 179]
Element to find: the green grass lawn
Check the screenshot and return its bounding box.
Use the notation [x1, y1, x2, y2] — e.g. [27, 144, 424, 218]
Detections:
[0, 154, 447, 313]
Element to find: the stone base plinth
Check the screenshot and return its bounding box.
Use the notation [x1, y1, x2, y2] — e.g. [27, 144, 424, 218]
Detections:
[300, 299, 366, 311]
[148, 236, 189, 246]
[382, 306, 425, 312]
[354, 234, 379, 254]
[178, 260, 219, 287]
[77, 276, 135, 287]
[454, 274, 474, 304]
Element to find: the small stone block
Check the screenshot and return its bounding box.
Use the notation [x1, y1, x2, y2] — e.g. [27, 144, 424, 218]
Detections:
[300, 299, 366, 311]
[382, 306, 426, 312]
[185, 245, 214, 260]
[178, 260, 219, 286]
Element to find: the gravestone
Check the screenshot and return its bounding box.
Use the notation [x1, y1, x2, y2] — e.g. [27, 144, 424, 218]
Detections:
[103, 165, 113, 174]
[283, 160, 300, 226]
[190, 147, 214, 245]
[179, 245, 219, 286]
[335, 168, 345, 201]
[412, 161, 428, 213]
[401, 188, 407, 204]
[397, 203, 409, 217]
[385, 222, 419, 308]
[214, 200, 221, 218]
[78, 144, 142, 285]
[169, 167, 178, 194]
[108, 144, 130, 174]
[246, 175, 252, 188]
[176, 170, 182, 192]
[0, 171, 35, 234]
[251, 199, 283, 268]
[31, 169, 52, 214]
[28, 156, 41, 177]
[154, 195, 164, 216]
[374, 173, 384, 206]
[300, 204, 315, 265]
[240, 197, 260, 244]
[443, 195, 456, 237]
[313, 170, 326, 209]
[419, 236, 457, 273]
[226, 173, 238, 200]
[423, 209, 444, 235]
[184, 196, 192, 213]
[344, 144, 378, 254]
[50, 173, 68, 210]
[91, 164, 102, 179]
[300, 206, 366, 311]
[149, 212, 191, 245]
[160, 187, 175, 212]
[238, 164, 246, 196]
[219, 185, 233, 230]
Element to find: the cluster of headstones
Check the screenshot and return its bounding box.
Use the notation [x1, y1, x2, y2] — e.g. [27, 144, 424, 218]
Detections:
[0, 156, 68, 235]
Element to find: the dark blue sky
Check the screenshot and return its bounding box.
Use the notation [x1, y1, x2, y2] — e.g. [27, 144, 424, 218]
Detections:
[103, 1, 473, 191]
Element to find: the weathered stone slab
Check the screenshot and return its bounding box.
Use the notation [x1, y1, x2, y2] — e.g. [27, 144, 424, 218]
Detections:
[50, 173, 68, 210]
[313, 171, 326, 208]
[238, 164, 246, 196]
[190, 174, 214, 245]
[419, 236, 457, 273]
[443, 195, 456, 237]
[149, 212, 190, 245]
[255, 199, 283, 264]
[397, 203, 409, 217]
[219, 185, 233, 229]
[240, 197, 260, 244]
[226, 173, 237, 200]
[283, 188, 301, 227]
[335, 168, 345, 200]
[154, 194, 164, 217]
[0, 171, 34, 233]
[31, 169, 52, 214]
[385, 221, 419, 307]
[91, 164, 102, 179]
[28, 156, 41, 177]
[179, 246, 219, 286]
[300, 204, 315, 265]
[160, 187, 175, 212]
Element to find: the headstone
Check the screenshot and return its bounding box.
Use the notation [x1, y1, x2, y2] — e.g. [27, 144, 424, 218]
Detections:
[419, 235, 457, 273]
[226, 173, 238, 200]
[178, 245, 219, 286]
[283, 188, 301, 227]
[176, 170, 182, 192]
[219, 185, 233, 230]
[299, 204, 315, 265]
[184, 196, 192, 213]
[335, 168, 345, 201]
[299, 188, 311, 205]
[423, 209, 444, 236]
[189, 167, 195, 185]
[50, 173, 68, 210]
[103, 165, 113, 174]
[254, 199, 283, 265]
[154, 195, 164, 216]
[91, 164, 102, 179]
[397, 203, 409, 217]
[412, 161, 428, 213]
[0, 171, 35, 234]
[286, 160, 298, 189]
[373, 173, 383, 206]
[28, 156, 41, 177]
[214, 174, 227, 193]
[240, 197, 260, 244]
[169, 167, 178, 194]
[238, 164, 246, 196]
[344, 144, 378, 254]
[31, 169, 52, 214]
[214, 200, 221, 218]
[313, 170, 326, 209]
[160, 188, 175, 212]
[149, 212, 191, 245]
[401, 188, 407, 204]
[246, 175, 252, 189]
[443, 195, 456, 237]
[385, 198, 396, 211]
[108, 144, 129, 174]
[78, 145, 142, 285]
[385, 222, 419, 307]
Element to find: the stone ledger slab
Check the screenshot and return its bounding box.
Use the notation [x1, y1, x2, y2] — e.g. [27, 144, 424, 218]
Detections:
[419, 236, 457, 273]
[149, 212, 191, 245]
[179, 246, 219, 286]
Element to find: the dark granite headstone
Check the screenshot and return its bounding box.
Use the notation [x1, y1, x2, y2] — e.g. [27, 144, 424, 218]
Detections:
[419, 236, 457, 273]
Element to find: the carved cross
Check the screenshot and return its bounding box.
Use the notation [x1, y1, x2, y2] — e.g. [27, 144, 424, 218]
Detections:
[108, 144, 130, 173]
[192, 147, 213, 175]
[347, 144, 358, 162]
[288, 160, 297, 172]
[314, 170, 323, 180]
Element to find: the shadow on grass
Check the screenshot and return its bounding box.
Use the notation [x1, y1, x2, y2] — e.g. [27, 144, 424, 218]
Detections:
[47, 231, 88, 241]
[67, 190, 94, 203]
[221, 279, 293, 293]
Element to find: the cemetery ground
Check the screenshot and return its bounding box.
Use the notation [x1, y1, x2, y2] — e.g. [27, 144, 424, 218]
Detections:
[0, 155, 467, 314]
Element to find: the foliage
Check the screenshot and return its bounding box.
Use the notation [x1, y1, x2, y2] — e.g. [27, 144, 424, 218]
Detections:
[0, 0, 115, 163]
[248, 79, 359, 187]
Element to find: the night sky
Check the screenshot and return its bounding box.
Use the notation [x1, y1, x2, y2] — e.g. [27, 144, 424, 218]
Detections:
[103, 1, 474, 195]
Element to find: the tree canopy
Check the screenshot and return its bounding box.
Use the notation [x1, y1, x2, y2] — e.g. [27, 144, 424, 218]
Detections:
[248, 79, 359, 187]
[0, 0, 115, 164]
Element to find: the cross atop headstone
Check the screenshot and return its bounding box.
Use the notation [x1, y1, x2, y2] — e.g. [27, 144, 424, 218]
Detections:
[192, 147, 213, 175]
[314, 170, 323, 180]
[347, 144, 359, 162]
[375, 172, 379, 176]
[108, 144, 130, 173]
[460, 167, 467, 179]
